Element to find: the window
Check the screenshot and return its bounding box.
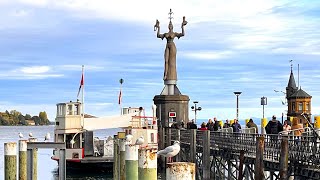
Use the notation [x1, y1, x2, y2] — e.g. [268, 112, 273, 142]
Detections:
[306, 102, 309, 111]
[56, 121, 59, 126]
[291, 102, 296, 112]
[68, 105, 73, 115]
[298, 102, 303, 111]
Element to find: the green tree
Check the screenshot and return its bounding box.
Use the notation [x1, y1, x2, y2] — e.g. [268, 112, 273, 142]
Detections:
[18, 114, 26, 125]
[39, 111, 49, 125]
[25, 114, 32, 120]
[32, 116, 41, 126]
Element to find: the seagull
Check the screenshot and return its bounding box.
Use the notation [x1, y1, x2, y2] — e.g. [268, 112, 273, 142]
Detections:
[18, 132, 23, 139]
[157, 140, 180, 163]
[29, 132, 33, 137]
[125, 134, 133, 144]
[135, 136, 144, 146]
[44, 133, 50, 142]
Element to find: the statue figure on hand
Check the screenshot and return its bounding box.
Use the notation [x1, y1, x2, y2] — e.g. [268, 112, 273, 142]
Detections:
[154, 9, 187, 81]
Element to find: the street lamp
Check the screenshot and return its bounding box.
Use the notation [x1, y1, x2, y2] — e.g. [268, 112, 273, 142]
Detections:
[234, 92, 242, 120]
[191, 101, 202, 124]
[261, 96, 267, 118]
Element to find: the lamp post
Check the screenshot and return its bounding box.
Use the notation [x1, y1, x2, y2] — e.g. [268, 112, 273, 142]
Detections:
[191, 101, 202, 124]
[234, 92, 242, 120]
[261, 96, 267, 118]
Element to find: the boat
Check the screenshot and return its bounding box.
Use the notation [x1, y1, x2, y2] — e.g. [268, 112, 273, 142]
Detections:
[51, 100, 158, 172]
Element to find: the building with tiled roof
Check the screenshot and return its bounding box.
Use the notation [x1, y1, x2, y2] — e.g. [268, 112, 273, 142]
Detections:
[286, 66, 312, 124]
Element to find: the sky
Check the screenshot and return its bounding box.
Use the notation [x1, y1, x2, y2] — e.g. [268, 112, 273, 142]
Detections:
[0, 0, 320, 122]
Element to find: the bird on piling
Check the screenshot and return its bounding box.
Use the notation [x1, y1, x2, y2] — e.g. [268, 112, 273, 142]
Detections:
[135, 136, 144, 146]
[125, 134, 133, 144]
[157, 140, 180, 163]
[44, 133, 50, 142]
[29, 132, 33, 137]
[18, 132, 23, 139]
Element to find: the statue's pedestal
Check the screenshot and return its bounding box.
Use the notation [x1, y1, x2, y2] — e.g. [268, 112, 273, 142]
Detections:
[153, 95, 189, 128]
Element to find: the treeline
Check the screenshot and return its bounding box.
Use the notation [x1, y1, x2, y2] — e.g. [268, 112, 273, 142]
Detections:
[0, 110, 50, 126]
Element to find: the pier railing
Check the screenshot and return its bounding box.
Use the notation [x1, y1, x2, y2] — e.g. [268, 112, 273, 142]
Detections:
[160, 127, 320, 179]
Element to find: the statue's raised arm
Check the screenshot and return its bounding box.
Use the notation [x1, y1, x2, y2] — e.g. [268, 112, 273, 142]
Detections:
[154, 19, 165, 40]
[176, 16, 187, 39]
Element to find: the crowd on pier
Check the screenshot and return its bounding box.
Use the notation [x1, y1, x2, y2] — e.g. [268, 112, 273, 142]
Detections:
[171, 115, 308, 139]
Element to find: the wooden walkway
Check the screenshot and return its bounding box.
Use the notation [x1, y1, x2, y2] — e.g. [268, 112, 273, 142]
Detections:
[159, 128, 320, 180]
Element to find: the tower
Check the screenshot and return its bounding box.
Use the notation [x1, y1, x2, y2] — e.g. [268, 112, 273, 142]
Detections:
[286, 66, 312, 124]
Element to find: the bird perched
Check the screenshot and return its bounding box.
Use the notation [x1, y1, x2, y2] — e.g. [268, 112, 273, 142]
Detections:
[29, 132, 33, 137]
[18, 132, 23, 139]
[135, 136, 144, 146]
[44, 133, 50, 142]
[125, 134, 133, 144]
[157, 140, 180, 163]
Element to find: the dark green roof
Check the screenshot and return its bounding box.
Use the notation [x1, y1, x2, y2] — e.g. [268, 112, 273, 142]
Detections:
[290, 89, 312, 98]
[287, 70, 297, 89]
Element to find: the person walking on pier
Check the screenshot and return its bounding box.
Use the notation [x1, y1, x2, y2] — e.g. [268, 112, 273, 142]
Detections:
[246, 119, 258, 133]
[213, 117, 221, 131]
[231, 119, 241, 133]
[206, 119, 215, 131]
[282, 120, 292, 136]
[265, 115, 283, 143]
[223, 119, 230, 128]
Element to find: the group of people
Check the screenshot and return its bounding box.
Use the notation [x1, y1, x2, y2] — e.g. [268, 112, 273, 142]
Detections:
[186, 117, 243, 133]
[265, 115, 305, 137]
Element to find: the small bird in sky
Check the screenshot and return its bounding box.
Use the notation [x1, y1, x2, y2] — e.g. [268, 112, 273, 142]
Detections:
[18, 132, 23, 139]
[29, 132, 33, 137]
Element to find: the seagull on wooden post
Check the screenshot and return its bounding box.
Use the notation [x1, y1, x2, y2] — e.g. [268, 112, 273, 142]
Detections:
[157, 140, 180, 163]
[18, 132, 23, 139]
[135, 136, 144, 147]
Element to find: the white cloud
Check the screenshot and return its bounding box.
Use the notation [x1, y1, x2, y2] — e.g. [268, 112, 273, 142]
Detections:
[182, 50, 234, 60]
[20, 66, 50, 74]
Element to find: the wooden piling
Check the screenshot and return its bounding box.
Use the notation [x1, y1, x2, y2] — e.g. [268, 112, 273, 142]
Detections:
[255, 136, 265, 180]
[4, 142, 17, 180]
[280, 137, 288, 180]
[175, 129, 181, 162]
[119, 139, 126, 180]
[202, 130, 210, 180]
[19, 140, 28, 180]
[113, 135, 119, 180]
[166, 162, 195, 180]
[138, 147, 157, 180]
[190, 129, 196, 164]
[29, 138, 38, 180]
[125, 144, 138, 180]
[238, 150, 244, 180]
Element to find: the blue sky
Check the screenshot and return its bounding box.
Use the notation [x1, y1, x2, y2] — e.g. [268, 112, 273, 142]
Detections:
[1, 0, 320, 122]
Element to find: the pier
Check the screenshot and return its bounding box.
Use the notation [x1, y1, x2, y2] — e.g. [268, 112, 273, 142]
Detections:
[160, 127, 320, 180]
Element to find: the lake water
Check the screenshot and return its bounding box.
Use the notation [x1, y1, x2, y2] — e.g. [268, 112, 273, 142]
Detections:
[0, 126, 120, 180]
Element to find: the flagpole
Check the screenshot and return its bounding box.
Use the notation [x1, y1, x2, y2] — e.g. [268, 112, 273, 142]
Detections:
[82, 65, 85, 128]
[119, 78, 124, 115]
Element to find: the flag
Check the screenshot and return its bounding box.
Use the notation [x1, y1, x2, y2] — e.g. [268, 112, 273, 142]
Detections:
[77, 73, 84, 98]
[118, 90, 122, 105]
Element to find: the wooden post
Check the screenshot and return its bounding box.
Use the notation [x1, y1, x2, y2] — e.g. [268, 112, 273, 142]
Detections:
[202, 130, 210, 180]
[175, 129, 181, 162]
[138, 147, 157, 180]
[4, 142, 17, 180]
[113, 135, 119, 180]
[190, 129, 196, 163]
[280, 137, 288, 180]
[29, 138, 38, 180]
[19, 140, 28, 180]
[238, 150, 244, 180]
[255, 136, 265, 180]
[125, 144, 138, 180]
[119, 139, 126, 180]
[166, 162, 195, 180]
